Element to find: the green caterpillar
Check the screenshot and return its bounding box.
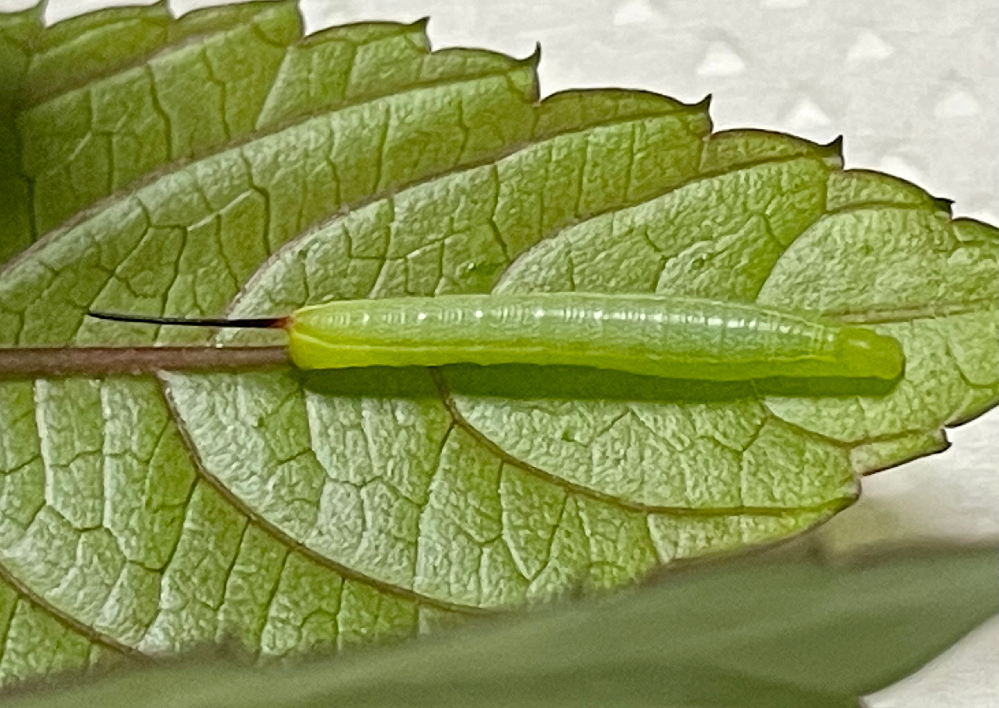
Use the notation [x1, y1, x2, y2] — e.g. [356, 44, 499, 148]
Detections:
[90, 293, 905, 381]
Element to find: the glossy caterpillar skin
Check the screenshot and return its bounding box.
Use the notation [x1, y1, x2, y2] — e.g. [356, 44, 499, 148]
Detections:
[289, 293, 904, 381]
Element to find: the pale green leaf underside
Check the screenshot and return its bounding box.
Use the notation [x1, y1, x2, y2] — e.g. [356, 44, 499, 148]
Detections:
[5, 546, 998, 708]
[0, 0, 997, 688]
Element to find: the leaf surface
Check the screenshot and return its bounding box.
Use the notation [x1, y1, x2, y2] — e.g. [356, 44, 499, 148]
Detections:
[0, 0, 996, 687]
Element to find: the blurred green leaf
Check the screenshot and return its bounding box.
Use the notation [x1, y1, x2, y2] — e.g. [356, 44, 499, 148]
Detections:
[4, 545, 996, 708]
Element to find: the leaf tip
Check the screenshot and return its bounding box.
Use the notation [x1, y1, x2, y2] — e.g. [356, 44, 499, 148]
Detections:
[522, 41, 542, 69]
[930, 195, 955, 215]
[821, 135, 846, 167]
[409, 15, 431, 33]
[696, 93, 713, 111]
[153, 0, 175, 23]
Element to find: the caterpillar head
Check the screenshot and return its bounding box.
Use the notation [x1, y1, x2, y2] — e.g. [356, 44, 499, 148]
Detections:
[835, 327, 906, 380]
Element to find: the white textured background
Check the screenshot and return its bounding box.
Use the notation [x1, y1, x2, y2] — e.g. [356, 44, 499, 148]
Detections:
[2, 0, 997, 706]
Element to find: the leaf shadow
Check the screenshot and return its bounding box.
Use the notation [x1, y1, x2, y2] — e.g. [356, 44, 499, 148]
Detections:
[298, 364, 900, 402]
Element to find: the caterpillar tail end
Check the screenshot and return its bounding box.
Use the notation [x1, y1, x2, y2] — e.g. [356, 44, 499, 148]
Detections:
[836, 328, 906, 380]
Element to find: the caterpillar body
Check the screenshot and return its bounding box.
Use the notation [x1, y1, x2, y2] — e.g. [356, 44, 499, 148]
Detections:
[90, 293, 905, 381]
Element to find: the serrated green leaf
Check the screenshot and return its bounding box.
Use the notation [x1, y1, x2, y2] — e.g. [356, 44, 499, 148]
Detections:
[0, 0, 996, 689]
[2, 1, 309, 260]
[3, 545, 996, 708]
